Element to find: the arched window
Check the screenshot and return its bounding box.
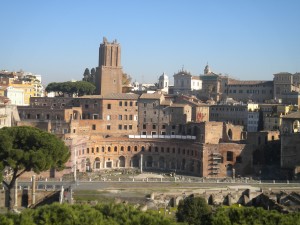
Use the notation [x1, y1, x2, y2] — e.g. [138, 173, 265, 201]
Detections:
[114, 146, 117, 152]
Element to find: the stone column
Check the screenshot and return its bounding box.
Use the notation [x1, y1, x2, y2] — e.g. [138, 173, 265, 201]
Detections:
[140, 154, 143, 173]
[32, 175, 36, 205]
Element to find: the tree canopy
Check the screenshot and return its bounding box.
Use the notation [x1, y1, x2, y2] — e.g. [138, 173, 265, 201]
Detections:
[0, 203, 177, 225]
[122, 73, 132, 86]
[45, 81, 96, 96]
[176, 197, 212, 225]
[211, 206, 300, 225]
[0, 126, 70, 209]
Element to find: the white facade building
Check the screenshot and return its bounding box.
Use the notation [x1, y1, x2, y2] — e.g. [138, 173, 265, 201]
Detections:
[5, 86, 25, 105]
[173, 69, 202, 95]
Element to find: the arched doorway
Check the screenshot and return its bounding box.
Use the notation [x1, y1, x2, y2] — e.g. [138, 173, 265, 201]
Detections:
[189, 160, 194, 172]
[86, 158, 91, 172]
[132, 155, 139, 167]
[171, 159, 176, 170]
[226, 164, 233, 177]
[119, 156, 125, 167]
[181, 159, 186, 170]
[94, 157, 100, 170]
[159, 156, 165, 169]
[146, 156, 153, 167]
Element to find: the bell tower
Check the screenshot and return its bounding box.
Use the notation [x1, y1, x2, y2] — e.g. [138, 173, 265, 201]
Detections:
[95, 37, 123, 95]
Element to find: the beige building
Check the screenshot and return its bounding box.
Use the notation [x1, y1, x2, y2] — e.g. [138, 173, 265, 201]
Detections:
[273, 72, 300, 101]
[280, 111, 300, 174]
[225, 80, 273, 103]
[209, 103, 259, 131]
[173, 69, 201, 95]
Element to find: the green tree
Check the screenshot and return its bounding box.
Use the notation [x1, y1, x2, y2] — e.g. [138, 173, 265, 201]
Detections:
[45, 81, 96, 96]
[176, 197, 212, 225]
[212, 206, 300, 225]
[122, 73, 132, 85]
[0, 126, 70, 210]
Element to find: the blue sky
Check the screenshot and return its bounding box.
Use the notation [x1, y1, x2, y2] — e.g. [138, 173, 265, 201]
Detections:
[1, 0, 299, 85]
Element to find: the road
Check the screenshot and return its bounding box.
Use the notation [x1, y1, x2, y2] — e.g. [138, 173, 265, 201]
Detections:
[17, 180, 300, 192]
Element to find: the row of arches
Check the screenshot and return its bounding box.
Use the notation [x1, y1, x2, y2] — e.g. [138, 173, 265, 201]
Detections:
[77, 155, 202, 175]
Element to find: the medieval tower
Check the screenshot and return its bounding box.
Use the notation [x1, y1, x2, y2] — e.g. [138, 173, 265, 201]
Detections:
[95, 37, 123, 95]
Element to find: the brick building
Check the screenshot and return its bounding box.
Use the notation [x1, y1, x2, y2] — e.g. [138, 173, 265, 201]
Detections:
[95, 37, 123, 95]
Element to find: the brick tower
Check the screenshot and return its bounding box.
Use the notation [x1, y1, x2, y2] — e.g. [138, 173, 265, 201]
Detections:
[95, 37, 123, 95]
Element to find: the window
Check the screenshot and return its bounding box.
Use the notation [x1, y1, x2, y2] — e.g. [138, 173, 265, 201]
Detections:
[85, 104, 89, 109]
[121, 146, 124, 151]
[129, 115, 133, 120]
[130, 101, 133, 106]
[119, 101, 122, 106]
[155, 147, 158, 152]
[87, 148, 90, 154]
[92, 124, 96, 130]
[129, 125, 132, 130]
[107, 115, 111, 120]
[227, 151, 233, 161]
[102, 147, 105, 152]
[143, 124, 146, 129]
[124, 125, 127, 130]
[162, 124, 166, 129]
[118, 115, 122, 120]
[118, 125, 122, 130]
[124, 115, 128, 120]
[127, 146, 131, 151]
[106, 125, 111, 130]
[107, 104, 111, 109]
[134, 146, 137, 151]
[36, 114, 40, 119]
[143, 103, 147, 107]
[152, 125, 156, 129]
[125, 102, 128, 106]
[161, 147, 164, 152]
[114, 146, 117, 152]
